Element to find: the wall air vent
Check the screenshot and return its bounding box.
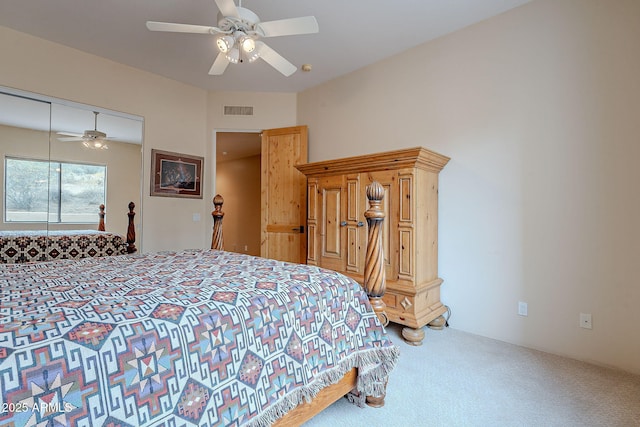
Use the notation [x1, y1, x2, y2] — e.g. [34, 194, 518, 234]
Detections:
[223, 105, 254, 116]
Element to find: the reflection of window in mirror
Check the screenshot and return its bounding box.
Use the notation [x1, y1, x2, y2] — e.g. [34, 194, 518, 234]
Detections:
[5, 158, 106, 223]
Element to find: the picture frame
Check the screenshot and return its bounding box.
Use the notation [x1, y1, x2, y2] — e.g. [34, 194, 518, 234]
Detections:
[150, 149, 204, 199]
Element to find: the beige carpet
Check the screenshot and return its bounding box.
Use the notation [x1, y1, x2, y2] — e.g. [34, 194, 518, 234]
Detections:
[303, 325, 640, 427]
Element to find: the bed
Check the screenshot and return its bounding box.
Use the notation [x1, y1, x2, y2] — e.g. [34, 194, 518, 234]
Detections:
[0, 203, 137, 264]
[0, 183, 398, 426]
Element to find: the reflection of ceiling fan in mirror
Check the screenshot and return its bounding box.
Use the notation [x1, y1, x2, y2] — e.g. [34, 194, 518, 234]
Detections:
[146, 0, 319, 77]
[57, 111, 111, 150]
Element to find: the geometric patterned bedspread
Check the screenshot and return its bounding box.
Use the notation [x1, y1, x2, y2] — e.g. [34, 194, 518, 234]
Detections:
[0, 230, 127, 264]
[0, 249, 399, 426]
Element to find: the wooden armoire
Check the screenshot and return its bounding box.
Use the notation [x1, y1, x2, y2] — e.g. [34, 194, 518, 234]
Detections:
[296, 147, 449, 345]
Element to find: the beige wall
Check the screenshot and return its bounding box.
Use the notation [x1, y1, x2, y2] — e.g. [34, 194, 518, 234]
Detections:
[207, 91, 297, 131]
[298, 0, 640, 374]
[215, 154, 261, 256]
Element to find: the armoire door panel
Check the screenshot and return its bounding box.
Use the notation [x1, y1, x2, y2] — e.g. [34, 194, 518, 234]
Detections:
[346, 226, 359, 272]
[382, 183, 392, 269]
[399, 175, 413, 223]
[346, 175, 360, 222]
[306, 180, 319, 264]
[322, 188, 341, 257]
[346, 174, 362, 273]
[317, 174, 346, 272]
[398, 228, 413, 280]
[307, 224, 317, 263]
[307, 181, 318, 221]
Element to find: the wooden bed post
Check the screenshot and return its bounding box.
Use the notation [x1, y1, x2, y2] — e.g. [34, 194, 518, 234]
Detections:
[211, 194, 224, 250]
[364, 181, 388, 327]
[363, 181, 389, 409]
[126, 202, 137, 253]
[98, 204, 106, 231]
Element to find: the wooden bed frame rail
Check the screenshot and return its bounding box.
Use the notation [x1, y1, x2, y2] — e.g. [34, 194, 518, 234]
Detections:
[209, 182, 389, 424]
[98, 202, 137, 254]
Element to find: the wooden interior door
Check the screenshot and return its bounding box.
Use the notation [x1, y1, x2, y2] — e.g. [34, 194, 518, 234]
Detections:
[261, 126, 308, 263]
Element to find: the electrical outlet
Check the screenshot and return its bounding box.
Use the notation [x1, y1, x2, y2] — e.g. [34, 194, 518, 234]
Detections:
[580, 313, 592, 329]
[518, 301, 528, 316]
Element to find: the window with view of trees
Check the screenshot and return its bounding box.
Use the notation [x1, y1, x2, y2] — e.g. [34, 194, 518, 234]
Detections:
[5, 157, 106, 223]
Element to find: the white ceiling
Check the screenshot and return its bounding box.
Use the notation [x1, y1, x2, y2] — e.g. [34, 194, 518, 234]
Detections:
[0, 0, 531, 93]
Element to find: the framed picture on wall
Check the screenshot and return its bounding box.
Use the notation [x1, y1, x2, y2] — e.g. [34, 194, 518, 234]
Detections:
[150, 149, 204, 198]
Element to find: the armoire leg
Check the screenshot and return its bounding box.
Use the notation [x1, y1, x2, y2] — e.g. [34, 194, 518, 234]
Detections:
[401, 326, 424, 346]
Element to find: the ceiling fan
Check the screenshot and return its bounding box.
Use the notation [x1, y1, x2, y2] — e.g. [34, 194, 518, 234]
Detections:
[57, 111, 110, 150]
[146, 0, 319, 77]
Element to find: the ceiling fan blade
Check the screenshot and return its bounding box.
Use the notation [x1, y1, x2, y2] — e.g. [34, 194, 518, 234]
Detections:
[56, 131, 83, 137]
[258, 16, 319, 37]
[57, 137, 83, 142]
[209, 52, 230, 75]
[146, 21, 217, 34]
[214, 0, 239, 18]
[256, 42, 297, 77]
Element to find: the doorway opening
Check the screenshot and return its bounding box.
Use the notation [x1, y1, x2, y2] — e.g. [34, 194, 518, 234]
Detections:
[215, 131, 261, 256]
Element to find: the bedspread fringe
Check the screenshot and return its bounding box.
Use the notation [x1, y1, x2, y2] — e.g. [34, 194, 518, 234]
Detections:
[246, 345, 400, 427]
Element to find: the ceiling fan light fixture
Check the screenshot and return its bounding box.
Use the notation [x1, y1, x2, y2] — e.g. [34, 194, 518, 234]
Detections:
[216, 35, 234, 53]
[226, 47, 240, 64]
[240, 35, 256, 53]
[246, 49, 260, 63]
[83, 139, 108, 150]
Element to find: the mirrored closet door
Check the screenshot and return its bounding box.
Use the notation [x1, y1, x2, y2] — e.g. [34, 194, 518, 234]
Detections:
[0, 88, 143, 262]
